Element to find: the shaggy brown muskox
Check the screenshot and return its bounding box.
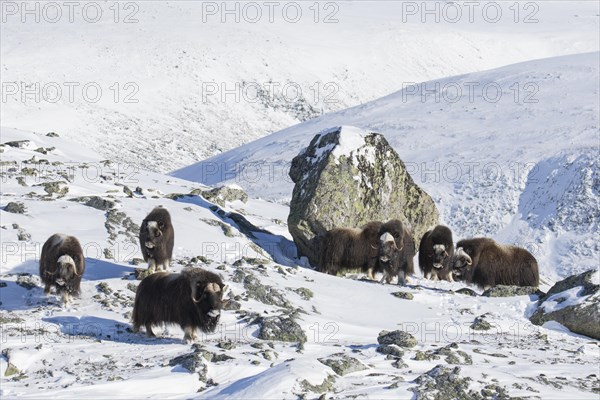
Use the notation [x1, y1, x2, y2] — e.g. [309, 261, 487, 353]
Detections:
[139, 207, 174, 272]
[451, 238, 539, 289]
[39, 233, 85, 305]
[378, 232, 407, 285]
[419, 225, 455, 282]
[377, 219, 415, 281]
[318, 221, 383, 278]
[132, 268, 225, 343]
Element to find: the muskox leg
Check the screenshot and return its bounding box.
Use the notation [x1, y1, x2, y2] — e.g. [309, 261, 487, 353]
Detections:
[44, 283, 51, 295]
[145, 323, 156, 337]
[367, 267, 375, 280]
[379, 272, 387, 284]
[162, 259, 170, 272]
[147, 259, 157, 273]
[183, 326, 197, 344]
[447, 272, 455, 283]
[397, 271, 406, 286]
[425, 272, 432, 280]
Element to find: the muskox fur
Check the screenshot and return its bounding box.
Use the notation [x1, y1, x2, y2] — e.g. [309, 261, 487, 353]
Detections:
[419, 225, 455, 282]
[132, 268, 225, 343]
[451, 238, 539, 289]
[39, 233, 85, 305]
[377, 219, 415, 284]
[318, 221, 383, 279]
[139, 207, 174, 272]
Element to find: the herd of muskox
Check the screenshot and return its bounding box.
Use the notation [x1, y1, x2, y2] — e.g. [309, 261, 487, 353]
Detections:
[38, 206, 538, 343]
[317, 219, 539, 289]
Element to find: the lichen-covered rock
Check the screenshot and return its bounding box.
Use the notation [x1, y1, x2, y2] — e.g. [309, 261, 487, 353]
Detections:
[391, 291, 414, 300]
[410, 365, 485, 400]
[377, 329, 417, 348]
[530, 269, 599, 339]
[35, 181, 69, 197]
[4, 140, 30, 148]
[16, 274, 38, 290]
[258, 316, 307, 343]
[318, 354, 367, 376]
[482, 285, 541, 297]
[470, 315, 492, 331]
[70, 196, 116, 211]
[288, 126, 439, 266]
[377, 344, 405, 358]
[4, 202, 26, 214]
[201, 185, 248, 206]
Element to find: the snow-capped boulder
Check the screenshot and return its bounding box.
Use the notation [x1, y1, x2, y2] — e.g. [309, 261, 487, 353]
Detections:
[288, 126, 439, 266]
[199, 185, 248, 207]
[530, 269, 600, 339]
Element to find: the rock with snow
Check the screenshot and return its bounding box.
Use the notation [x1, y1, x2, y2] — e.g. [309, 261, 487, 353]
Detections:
[4, 202, 26, 214]
[199, 185, 248, 207]
[258, 316, 307, 344]
[530, 269, 599, 339]
[482, 285, 542, 297]
[377, 329, 417, 348]
[288, 126, 439, 266]
[318, 354, 368, 376]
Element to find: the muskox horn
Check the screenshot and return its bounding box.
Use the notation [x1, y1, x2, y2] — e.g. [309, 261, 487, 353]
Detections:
[457, 247, 472, 265]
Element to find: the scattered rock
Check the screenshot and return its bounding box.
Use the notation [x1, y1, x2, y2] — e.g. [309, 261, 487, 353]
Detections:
[16, 274, 38, 290]
[482, 285, 541, 297]
[470, 314, 492, 331]
[96, 282, 113, 295]
[217, 340, 236, 350]
[391, 291, 414, 300]
[201, 185, 248, 206]
[454, 288, 478, 296]
[35, 181, 69, 197]
[376, 344, 405, 358]
[318, 354, 367, 376]
[410, 365, 483, 400]
[4, 202, 26, 214]
[530, 269, 600, 339]
[134, 268, 152, 280]
[287, 126, 439, 266]
[46, 132, 59, 137]
[235, 270, 292, 309]
[258, 316, 307, 344]
[223, 299, 241, 311]
[71, 196, 116, 211]
[377, 330, 417, 348]
[4, 140, 30, 148]
[293, 287, 314, 300]
[169, 351, 208, 382]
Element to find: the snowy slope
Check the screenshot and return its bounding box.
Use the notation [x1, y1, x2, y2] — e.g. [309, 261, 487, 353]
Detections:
[2, 1, 599, 172]
[1, 128, 598, 399]
[175, 52, 600, 281]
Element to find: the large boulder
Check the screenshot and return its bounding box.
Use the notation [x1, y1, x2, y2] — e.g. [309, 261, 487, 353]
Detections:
[530, 269, 599, 339]
[288, 126, 439, 266]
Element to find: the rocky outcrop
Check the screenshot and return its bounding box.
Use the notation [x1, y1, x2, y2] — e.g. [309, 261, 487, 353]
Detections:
[199, 185, 248, 207]
[530, 269, 599, 339]
[377, 329, 417, 348]
[288, 126, 438, 267]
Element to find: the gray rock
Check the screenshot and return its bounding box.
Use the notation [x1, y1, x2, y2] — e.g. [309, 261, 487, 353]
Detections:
[200, 185, 248, 206]
[287, 127, 439, 266]
[236, 270, 292, 309]
[377, 330, 417, 348]
[391, 291, 414, 300]
[46, 132, 59, 137]
[16, 274, 38, 290]
[258, 316, 307, 344]
[470, 315, 492, 331]
[376, 344, 405, 358]
[4, 140, 30, 148]
[453, 288, 478, 297]
[318, 354, 367, 376]
[70, 196, 116, 211]
[410, 365, 484, 400]
[482, 285, 542, 297]
[530, 269, 599, 339]
[169, 351, 208, 382]
[35, 181, 69, 197]
[4, 202, 26, 214]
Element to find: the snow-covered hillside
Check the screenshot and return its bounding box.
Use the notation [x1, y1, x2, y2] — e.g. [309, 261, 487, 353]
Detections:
[2, 2, 599, 172]
[1, 128, 598, 399]
[175, 52, 600, 281]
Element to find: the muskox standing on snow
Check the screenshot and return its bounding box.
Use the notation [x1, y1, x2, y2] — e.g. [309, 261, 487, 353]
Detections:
[132, 268, 225, 343]
[419, 225, 455, 282]
[451, 238, 539, 289]
[318, 221, 382, 279]
[377, 219, 415, 285]
[139, 207, 174, 272]
[39, 233, 85, 305]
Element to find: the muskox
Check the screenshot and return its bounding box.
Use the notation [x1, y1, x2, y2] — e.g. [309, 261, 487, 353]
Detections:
[377, 219, 415, 284]
[419, 225, 455, 282]
[451, 238, 539, 289]
[132, 268, 225, 343]
[318, 221, 382, 279]
[39, 233, 85, 305]
[139, 207, 174, 272]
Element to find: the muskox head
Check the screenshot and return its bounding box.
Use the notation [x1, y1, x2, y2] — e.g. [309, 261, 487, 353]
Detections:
[380, 220, 405, 251]
[191, 280, 226, 319]
[432, 244, 450, 269]
[55, 254, 81, 287]
[146, 221, 165, 249]
[379, 232, 398, 263]
[451, 247, 473, 277]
